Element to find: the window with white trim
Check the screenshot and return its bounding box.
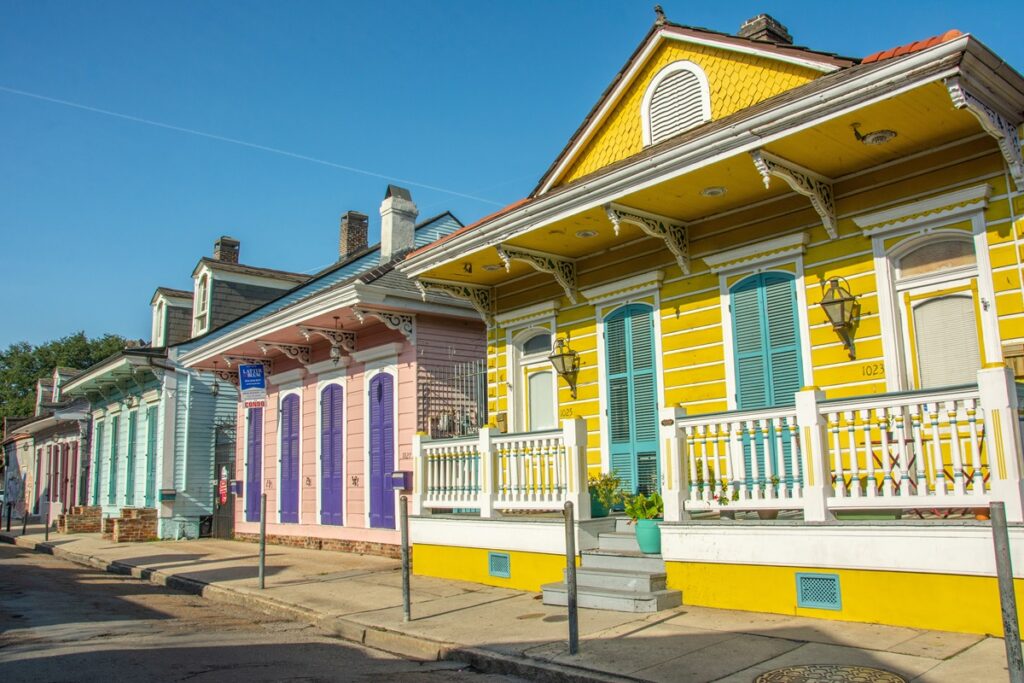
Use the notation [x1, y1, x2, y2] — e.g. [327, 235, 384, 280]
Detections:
[194, 274, 210, 335]
[514, 330, 556, 432]
[641, 61, 711, 146]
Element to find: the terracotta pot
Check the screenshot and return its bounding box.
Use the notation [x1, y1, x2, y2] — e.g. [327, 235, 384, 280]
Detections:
[757, 510, 779, 520]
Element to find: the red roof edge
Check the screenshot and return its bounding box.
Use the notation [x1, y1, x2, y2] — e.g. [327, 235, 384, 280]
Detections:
[405, 198, 533, 261]
[862, 29, 962, 64]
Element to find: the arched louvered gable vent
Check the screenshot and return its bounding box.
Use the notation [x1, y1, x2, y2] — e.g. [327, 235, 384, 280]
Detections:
[642, 61, 711, 146]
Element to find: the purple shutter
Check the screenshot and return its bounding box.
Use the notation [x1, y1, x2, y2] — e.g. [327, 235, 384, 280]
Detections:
[280, 395, 300, 523]
[320, 385, 343, 525]
[246, 408, 263, 522]
[369, 374, 396, 529]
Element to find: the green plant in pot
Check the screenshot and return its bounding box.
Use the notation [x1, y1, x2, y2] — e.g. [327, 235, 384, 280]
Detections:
[588, 472, 622, 518]
[624, 491, 664, 554]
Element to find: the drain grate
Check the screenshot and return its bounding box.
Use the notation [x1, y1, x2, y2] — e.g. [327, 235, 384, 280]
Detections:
[488, 551, 511, 578]
[756, 664, 906, 682]
[796, 572, 841, 610]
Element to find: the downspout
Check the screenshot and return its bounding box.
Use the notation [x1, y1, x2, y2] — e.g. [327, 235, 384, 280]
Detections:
[181, 371, 192, 535]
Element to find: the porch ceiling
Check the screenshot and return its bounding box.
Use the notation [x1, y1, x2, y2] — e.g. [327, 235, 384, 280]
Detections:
[417, 80, 988, 287]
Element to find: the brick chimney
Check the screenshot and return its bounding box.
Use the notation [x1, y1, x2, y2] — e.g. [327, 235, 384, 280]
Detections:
[213, 236, 240, 263]
[738, 14, 792, 45]
[339, 210, 369, 262]
[379, 185, 418, 264]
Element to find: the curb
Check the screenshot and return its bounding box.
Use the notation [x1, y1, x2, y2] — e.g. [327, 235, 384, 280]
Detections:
[0, 533, 633, 683]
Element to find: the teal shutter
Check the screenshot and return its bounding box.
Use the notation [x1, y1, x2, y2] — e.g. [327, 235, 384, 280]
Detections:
[92, 422, 104, 506]
[107, 415, 119, 505]
[144, 406, 158, 507]
[605, 304, 660, 495]
[125, 412, 137, 506]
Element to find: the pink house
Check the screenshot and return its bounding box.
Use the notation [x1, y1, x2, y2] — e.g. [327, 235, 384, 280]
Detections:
[179, 186, 486, 553]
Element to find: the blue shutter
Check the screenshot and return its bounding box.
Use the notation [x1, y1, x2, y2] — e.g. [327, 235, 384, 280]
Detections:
[125, 412, 137, 506]
[107, 416, 119, 506]
[92, 423, 104, 506]
[144, 406, 158, 508]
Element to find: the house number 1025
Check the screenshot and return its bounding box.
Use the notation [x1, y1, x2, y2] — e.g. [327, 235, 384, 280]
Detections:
[861, 363, 884, 377]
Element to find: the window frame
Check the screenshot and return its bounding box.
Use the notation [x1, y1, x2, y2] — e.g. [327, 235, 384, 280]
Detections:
[640, 60, 712, 147]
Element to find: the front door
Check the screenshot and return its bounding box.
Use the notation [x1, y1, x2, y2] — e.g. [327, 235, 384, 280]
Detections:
[144, 406, 158, 508]
[368, 374, 395, 529]
[605, 304, 659, 495]
[279, 395, 300, 523]
[320, 385, 344, 525]
[730, 272, 803, 484]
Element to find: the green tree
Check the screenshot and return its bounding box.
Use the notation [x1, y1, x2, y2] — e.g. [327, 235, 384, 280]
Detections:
[0, 331, 130, 420]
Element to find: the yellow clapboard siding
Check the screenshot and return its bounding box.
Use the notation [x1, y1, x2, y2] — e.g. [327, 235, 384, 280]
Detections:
[662, 324, 723, 352]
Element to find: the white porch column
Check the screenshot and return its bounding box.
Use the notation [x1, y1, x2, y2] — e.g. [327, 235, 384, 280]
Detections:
[660, 407, 688, 522]
[795, 387, 834, 522]
[411, 432, 427, 516]
[563, 417, 591, 520]
[979, 364, 1024, 522]
[477, 427, 496, 518]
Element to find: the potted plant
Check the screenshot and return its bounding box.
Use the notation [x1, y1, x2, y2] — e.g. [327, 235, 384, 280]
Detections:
[624, 491, 664, 554]
[588, 472, 622, 518]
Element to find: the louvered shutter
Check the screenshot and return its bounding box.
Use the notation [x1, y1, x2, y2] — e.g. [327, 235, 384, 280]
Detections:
[630, 310, 659, 494]
[913, 295, 980, 388]
[764, 274, 801, 407]
[246, 407, 263, 522]
[108, 416, 119, 505]
[92, 423, 103, 506]
[125, 412, 137, 506]
[320, 385, 343, 525]
[606, 313, 634, 492]
[649, 68, 707, 144]
[144, 406, 158, 508]
[280, 395, 299, 523]
[369, 375, 396, 529]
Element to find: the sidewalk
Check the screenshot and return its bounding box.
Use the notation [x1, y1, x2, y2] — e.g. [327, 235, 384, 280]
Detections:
[0, 526, 1013, 682]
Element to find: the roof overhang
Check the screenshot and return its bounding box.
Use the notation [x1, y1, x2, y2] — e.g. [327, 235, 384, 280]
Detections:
[62, 351, 169, 399]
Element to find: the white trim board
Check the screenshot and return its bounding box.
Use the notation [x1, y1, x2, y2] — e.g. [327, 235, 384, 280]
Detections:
[853, 183, 992, 236]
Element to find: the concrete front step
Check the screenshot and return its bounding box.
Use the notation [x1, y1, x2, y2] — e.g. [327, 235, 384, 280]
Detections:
[580, 549, 666, 573]
[567, 566, 667, 593]
[541, 582, 682, 613]
[597, 531, 641, 553]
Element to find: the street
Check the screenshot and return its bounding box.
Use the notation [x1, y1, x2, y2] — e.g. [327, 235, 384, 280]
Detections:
[0, 543, 520, 682]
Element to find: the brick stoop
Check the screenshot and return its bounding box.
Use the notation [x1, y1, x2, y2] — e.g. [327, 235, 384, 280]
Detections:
[58, 506, 102, 534]
[233, 532, 400, 559]
[112, 508, 158, 543]
[101, 516, 117, 540]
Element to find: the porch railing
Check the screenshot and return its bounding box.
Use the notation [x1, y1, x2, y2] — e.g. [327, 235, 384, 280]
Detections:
[661, 365, 1024, 522]
[412, 418, 590, 519]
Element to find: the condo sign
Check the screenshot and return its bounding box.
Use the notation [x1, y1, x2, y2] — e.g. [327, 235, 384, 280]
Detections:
[239, 364, 267, 408]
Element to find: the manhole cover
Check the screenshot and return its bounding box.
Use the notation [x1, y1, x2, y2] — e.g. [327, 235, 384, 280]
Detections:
[755, 664, 906, 683]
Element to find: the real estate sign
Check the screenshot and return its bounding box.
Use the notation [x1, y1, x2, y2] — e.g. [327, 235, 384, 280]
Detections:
[239, 364, 267, 408]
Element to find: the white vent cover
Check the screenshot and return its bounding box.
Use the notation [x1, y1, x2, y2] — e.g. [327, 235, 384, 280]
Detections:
[643, 62, 711, 146]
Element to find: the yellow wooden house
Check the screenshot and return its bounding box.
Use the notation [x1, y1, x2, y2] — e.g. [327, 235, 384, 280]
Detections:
[399, 14, 1024, 633]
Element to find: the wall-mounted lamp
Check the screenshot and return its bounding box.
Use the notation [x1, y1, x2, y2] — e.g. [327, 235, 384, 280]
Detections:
[210, 360, 221, 397]
[548, 338, 580, 399]
[819, 277, 859, 359]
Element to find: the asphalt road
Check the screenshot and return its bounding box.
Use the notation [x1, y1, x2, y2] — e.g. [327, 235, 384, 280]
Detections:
[0, 543, 522, 682]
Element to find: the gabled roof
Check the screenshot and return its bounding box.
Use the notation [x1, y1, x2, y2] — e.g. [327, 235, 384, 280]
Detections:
[150, 286, 193, 305]
[191, 257, 310, 283]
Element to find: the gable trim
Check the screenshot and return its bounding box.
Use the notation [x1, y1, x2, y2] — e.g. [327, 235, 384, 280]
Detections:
[537, 27, 845, 195]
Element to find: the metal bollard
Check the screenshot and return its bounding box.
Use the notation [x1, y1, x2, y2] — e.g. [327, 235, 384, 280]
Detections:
[44, 503, 50, 542]
[21, 504, 28, 535]
[258, 493, 267, 590]
[400, 495, 411, 622]
[991, 502, 1024, 683]
[5, 502, 11, 532]
[563, 500, 579, 655]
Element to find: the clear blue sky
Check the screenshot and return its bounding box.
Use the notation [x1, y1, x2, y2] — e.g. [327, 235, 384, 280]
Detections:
[1, 1, 1021, 348]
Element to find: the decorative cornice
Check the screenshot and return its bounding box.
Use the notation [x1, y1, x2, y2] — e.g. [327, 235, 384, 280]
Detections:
[750, 150, 837, 239]
[494, 300, 561, 326]
[580, 270, 664, 304]
[853, 183, 992, 236]
[946, 76, 1023, 190]
[298, 326, 357, 353]
[256, 341, 311, 366]
[268, 368, 306, 387]
[604, 203, 689, 274]
[350, 341, 405, 365]
[351, 308, 416, 342]
[416, 279, 494, 326]
[495, 244, 579, 303]
[703, 232, 809, 274]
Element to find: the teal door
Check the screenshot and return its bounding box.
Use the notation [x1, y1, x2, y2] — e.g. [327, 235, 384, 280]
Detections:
[606, 304, 659, 495]
[730, 273, 803, 485]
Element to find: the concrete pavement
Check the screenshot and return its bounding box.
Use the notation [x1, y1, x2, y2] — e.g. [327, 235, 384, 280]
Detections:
[0, 525, 1015, 682]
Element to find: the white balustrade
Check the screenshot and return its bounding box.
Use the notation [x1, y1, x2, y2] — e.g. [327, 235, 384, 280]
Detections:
[419, 436, 481, 509]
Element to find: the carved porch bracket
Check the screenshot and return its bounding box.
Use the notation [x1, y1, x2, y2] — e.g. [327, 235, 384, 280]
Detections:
[750, 150, 838, 239]
[415, 278, 494, 326]
[255, 341, 312, 366]
[604, 203, 690, 274]
[495, 244, 579, 304]
[351, 308, 416, 342]
[213, 369, 240, 386]
[222, 355, 274, 375]
[946, 77, 1024, 190]
[298, 326, 358, 353]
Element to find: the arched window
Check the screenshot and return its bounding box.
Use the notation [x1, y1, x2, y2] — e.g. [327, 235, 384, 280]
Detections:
[152, 301, 165, 346]
[641, 61, 711, 146]
[895, 237, 975, 280]
[194, 274, 210, 334]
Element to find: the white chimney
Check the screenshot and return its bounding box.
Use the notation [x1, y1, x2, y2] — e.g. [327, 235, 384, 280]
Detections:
[379, 185, 418, 264]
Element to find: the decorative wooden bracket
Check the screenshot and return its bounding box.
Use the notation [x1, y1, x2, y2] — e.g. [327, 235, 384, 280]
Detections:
[495, 244, 579, 303]
[213, 369, 240, 386]
[604, 203, 690, 274]
[750, 150, 837, 239]
[352, 308, 416, 342]
[416, 278, 494, 326]
[256, 341, 311, 366]
[298, 326, 357, 353]
[946, 77, 1024, 190]
[222, 355, 274, 375]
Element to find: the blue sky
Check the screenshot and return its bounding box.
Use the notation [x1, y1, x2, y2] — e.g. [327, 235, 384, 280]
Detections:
[1, 1, 1021, 348]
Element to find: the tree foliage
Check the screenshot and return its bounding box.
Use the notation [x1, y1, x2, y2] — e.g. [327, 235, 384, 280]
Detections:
[0, 331, 130, 420]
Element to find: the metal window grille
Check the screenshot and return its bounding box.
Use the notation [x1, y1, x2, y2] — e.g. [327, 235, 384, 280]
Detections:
[417, 359, 488, 439]
[488, 552, 511, 579]
[796, 573, 842, 610]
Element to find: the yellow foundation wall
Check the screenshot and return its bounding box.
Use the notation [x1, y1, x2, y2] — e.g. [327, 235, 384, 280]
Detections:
[413, 544, 568, 592]
[666, 560, 1024, 636]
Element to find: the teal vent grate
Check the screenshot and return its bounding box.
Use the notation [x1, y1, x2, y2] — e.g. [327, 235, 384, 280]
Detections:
[796, 573, 841, 610]
[488, 552, 511, 579]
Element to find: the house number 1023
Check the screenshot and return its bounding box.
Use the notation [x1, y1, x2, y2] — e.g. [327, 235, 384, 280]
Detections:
[861, 363, 884, 377]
